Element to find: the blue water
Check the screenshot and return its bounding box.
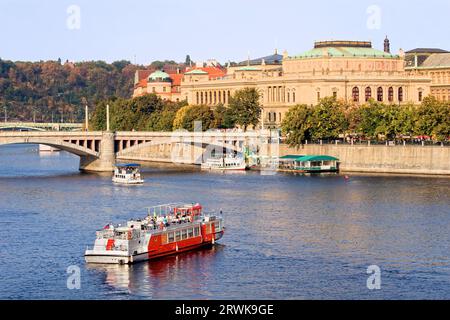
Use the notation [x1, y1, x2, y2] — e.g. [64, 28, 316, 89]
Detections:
[0, 144, 449, 299]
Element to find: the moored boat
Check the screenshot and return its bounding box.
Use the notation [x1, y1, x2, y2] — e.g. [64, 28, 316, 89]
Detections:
[278, 155, 339, 173]
[84, 203, 225, 264]
[201, 155, 247, 171]
[112, 163, 144, 184]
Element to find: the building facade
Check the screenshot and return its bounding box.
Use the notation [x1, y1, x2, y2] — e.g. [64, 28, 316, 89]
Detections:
[405, 49, 450, 102]
[134, 40, 432, 128]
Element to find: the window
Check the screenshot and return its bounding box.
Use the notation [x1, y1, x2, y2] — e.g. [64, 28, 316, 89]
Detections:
[388, 87, 394, 102]
[317, 91, 321, 101]
[287, 92, 290, 103]
[168, 232, 174, 243]
[333, 91, 337, 99]
[419, 91, 423, 102]
[188, 228, 194, 238]
[352, 87, 359, 102]
[163, 87, 166, 92]
[292, 92, 296, 102]
[377, 87, 383, 102]
[196, 92, 199, 104]
[175, 231, 181, 242]
[194, 227, 200, 237]
[365, 87, 372, 101]
[152, 87, 156, 93]
[398, 87, 404, 102]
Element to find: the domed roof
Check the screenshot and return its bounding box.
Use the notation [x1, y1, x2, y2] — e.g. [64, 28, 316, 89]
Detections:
[148, 70, 171, 82]
[289, 41, 399, 60]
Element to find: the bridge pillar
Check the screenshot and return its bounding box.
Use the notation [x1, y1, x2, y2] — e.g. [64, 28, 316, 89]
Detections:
[79, 132, 115, 172]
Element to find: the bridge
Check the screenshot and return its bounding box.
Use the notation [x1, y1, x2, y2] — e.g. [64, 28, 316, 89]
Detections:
[0, 130, 278, 172]
[0, 122, 83, 132]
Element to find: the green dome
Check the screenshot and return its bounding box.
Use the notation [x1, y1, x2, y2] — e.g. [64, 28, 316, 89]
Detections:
[148, 70, 171, 82]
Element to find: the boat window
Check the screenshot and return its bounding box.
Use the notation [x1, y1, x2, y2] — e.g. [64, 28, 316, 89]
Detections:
[181, 229, 187, 240]
[188, 228, 194, 238]
[175, 231, 181, 241]
[168, 232, 175, 243]
[194, 227, 200, 237]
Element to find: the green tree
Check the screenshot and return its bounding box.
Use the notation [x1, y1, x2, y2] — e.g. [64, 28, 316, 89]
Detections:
[281, 104, 313, 147]
[415, 96, 450, 141]
[212, 103, 235, 129]
[228, 88, 262, 131]
[181, 105, 214, 131]
[310, 97, 348, 140]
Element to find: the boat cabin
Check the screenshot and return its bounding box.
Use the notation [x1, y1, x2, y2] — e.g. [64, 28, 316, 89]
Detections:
[279, 155, 339, 173]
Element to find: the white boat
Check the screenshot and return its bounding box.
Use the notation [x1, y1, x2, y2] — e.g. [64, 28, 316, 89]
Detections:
[112, 164, 144, 184]
[84, 203, 225, 264]
[39, 144, 61, 152]
[201, 155, 247, 171]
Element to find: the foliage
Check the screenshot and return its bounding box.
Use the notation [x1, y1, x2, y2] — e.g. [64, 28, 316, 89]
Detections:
[228, 88, 262, 131]
[282, 95, 450, 148]
[281, 104, 313, 147]
[0, 58, 141, 122]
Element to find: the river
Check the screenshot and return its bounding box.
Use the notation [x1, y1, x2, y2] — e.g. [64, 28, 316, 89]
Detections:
[0, 144, 449, 299]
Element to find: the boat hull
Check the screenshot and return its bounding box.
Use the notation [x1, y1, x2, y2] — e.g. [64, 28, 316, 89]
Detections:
[85, 231, 223, 265]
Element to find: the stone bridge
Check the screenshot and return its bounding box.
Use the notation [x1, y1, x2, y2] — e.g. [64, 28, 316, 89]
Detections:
[0, 130, 276, 172]
[0, 122, 83, 132]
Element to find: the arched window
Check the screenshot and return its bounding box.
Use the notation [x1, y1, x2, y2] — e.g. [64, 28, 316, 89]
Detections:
[293, 92, 296, 103]
[418, 90, 423, 102]
[352, 87, 360, 102]
[196, 92, 199, 104]
[365, 87, 372, 101]
[273, 112, 277, 122]
[377, 87, 383, 102]
[398, 87, 403, 102]
[388, 87, 394, 102]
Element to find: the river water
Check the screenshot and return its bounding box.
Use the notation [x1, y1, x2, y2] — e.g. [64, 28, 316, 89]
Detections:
[0, 144, 449, 300]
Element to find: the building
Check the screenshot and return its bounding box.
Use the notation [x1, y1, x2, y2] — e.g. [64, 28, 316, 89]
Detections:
[133, 39, 432, 128]
[405, 48, 450, 102]
[181, 40, 431, 128]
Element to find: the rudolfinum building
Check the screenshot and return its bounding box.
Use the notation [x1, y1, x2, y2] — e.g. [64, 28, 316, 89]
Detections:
[134, 39, 431, 129]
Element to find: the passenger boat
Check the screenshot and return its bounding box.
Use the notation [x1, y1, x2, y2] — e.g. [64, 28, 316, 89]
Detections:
[278, 155, 339, 173]
[112, 163, 144, 184]
[84, 203, 225, 264]
[201, 155, 247, 171]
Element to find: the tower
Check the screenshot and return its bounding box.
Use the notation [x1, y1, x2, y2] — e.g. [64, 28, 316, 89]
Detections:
[384, 36, 391, 53]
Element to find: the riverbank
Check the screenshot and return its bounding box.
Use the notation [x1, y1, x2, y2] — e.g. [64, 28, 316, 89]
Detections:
[280, 143, 450, 176]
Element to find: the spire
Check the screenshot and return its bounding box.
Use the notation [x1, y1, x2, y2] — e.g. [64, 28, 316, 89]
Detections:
[384, 36, 391, 53]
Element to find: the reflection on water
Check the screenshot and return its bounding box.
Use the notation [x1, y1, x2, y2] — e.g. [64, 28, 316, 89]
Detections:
[0, 144, 450, 299]
[87, 246, 224, 299]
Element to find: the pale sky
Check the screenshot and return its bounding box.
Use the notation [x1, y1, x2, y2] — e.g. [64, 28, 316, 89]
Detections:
[1, 0, 449, 65]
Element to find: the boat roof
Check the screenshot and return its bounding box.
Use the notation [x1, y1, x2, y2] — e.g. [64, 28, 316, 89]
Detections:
[115, 163, 141, 167]
[280, 155, 339, 161]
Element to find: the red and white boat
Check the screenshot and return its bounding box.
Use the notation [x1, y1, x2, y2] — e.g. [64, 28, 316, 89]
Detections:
[84, 203, 225, 264]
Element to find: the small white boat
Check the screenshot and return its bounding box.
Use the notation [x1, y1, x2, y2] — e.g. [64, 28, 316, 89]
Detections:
[112, 164, 144, 185]
[201, 155, 247, 171]
[39, 144, 61, 152]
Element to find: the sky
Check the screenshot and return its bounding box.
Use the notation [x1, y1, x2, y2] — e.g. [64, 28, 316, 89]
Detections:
[1, 0, 450, 65]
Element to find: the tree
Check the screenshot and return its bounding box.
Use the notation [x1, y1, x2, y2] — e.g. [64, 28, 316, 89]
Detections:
[228, 88, 262, 131]
[310, 97, 348, 140]
[415, 96, 450, 141]
[212, 103, 235, 129]
[181, 105, 214, 131]
[281, 104, 313, 147]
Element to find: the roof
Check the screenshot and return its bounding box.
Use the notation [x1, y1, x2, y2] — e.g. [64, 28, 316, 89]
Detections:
[405, 48, 449, 54]
[421, 53, 450, 68]
[238, 52, 283, 66]
[185, 67, 227, 79]
[236, 66, 261, 71]
[115, 163, 141, 167]
[185, 69, 208, 75]
[291, 47, 398, 59]
[290, 41, 399, 59]
[279, 155, 339, 162]
[148, 70, 171, 81]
